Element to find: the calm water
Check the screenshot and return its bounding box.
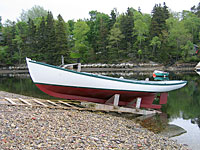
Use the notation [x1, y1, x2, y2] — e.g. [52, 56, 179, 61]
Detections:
[0, 71, 200, 149]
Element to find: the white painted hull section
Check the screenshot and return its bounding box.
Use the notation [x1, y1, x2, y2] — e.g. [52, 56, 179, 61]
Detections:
[26, 58, 187, 93]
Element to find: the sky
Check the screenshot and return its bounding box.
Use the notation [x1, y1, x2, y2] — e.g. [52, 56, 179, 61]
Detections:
[0, 0, 199, 23]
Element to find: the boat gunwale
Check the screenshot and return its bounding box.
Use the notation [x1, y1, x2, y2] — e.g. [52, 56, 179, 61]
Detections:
[28, 59, 187, 86]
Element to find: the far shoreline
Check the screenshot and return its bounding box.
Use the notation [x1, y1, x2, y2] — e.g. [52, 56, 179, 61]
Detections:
[0, 62, 197, 73]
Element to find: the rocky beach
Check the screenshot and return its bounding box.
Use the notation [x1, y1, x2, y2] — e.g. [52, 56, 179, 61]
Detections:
[0, 91, 190, 150]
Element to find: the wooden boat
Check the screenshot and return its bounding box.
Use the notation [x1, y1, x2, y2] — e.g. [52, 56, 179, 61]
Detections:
[153, 70, 169, 78]
[195, 62, 200, 71]
[26, 58, 187, 109]
[195, 70, 200, 75]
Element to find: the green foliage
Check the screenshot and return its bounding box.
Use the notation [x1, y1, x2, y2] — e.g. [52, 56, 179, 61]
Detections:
[73, 20, 90, 62]
[0, 46, 8, 64]
[20, 5, 48, 23]
[0, 16, 2, 32]
[107, 25, 124, 61]
[55, 14, 69, 64]
[0, 3, 200, 66]
[182, 11, 200, 44]
[70, 52, 81, 59]
[119, 8, 135, 54]
[133, 11, 150, 57]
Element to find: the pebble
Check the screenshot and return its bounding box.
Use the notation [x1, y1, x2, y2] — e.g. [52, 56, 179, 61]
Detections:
[0, 105, 190, 150]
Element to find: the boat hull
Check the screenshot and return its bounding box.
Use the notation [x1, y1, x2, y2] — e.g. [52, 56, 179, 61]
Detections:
[36, 83, 159, 108]
[26, 58, 187, 109]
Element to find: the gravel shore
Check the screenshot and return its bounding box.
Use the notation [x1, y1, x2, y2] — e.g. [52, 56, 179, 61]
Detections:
[0, 91, 189, 149]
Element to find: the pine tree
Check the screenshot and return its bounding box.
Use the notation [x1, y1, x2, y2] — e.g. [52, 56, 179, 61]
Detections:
[3, 21, 18, 64]
[0, 17, 3, 45]
[150, 4, 164, 38]
[37, 16, 46, 60]
[27, 18, 37, 58]
[97, 14, 110, 61]
[149, 3, 170, 62]
[55, 14, 69, 64]
[87, 11, 110, 62]
[119, 8, 135, 56]
[107, 25, 124, 61]
[87, 11, 98, 56]
[109, 9, 117, 29]
[45, 11, 56, 64]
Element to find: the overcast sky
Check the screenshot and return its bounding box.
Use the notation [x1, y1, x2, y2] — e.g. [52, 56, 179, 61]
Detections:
[1, 0, 199, 23]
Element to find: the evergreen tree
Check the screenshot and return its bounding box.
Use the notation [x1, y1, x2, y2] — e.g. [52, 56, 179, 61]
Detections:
[0, 16, 3, 45]
[150, 4, 165, 38]
[55, 14, 69, 64]
[109, 9, 117, 29]
[37, 16, 46, 60]
[149, 3, 170, 62]
[191, 2, 200, 17]
[0, 17, 2, 32]
[27, 18, 37, 58]
[96, 13, 110, 62]
[45, 11, 56, 64]
[119, 8, 135, 57]
[87, 11, 110, 62]
[107, 25, 124, 62]
[67, 20, 75, 49]
[87, 11, 99, 56]
[15, 22, 29, 64]
[3, 21, 18, 64]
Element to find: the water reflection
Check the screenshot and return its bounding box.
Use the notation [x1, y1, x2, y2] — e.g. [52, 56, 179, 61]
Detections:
[0, 73, 57, 99]
[136, 113, 187, 137]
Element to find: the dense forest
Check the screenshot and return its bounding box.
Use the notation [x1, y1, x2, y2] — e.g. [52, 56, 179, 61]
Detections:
[0, 2, 200, 66]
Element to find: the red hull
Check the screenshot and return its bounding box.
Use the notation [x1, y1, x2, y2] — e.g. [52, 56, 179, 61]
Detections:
[36, 84, 163, 109]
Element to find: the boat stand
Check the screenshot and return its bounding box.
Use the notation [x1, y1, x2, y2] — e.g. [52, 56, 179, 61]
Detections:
[81, 94, 160, 115]
[105, 94, 120, 107]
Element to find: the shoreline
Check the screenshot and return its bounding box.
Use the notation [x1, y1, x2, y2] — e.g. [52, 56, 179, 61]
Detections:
[0, 61, 197, 74]
[0, 91, 189, 149]
[0, 66, 196, 74]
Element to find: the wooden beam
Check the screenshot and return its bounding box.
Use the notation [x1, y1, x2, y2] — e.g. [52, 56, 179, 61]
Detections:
[46, 100, 58, 106]
[5, 97, 17, 105]
[58, 101, 77, 108]
[18, 98, 32, 105]
[33, 99, 48, 107]
[105, 94, 120, 106]
[136, 97, 142, 109]
[81, 102, 161, 115]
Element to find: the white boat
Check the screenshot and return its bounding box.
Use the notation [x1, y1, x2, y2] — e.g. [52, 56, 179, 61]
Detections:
[26, 58, 187, 109]
[195, 62, 200, 71]
[195, 62, 200, 75]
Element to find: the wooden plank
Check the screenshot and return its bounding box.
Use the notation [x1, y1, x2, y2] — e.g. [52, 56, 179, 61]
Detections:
[81, 102, 160, 115]
[136, 97, 142, 109]
[105, 94, 120, 106]
[33, 99, 48, 107]
[58, 101, 77, 108]
[46, 100, 58, 106]
[18, 98, 32, 105]
[5, 97, 17, 105]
